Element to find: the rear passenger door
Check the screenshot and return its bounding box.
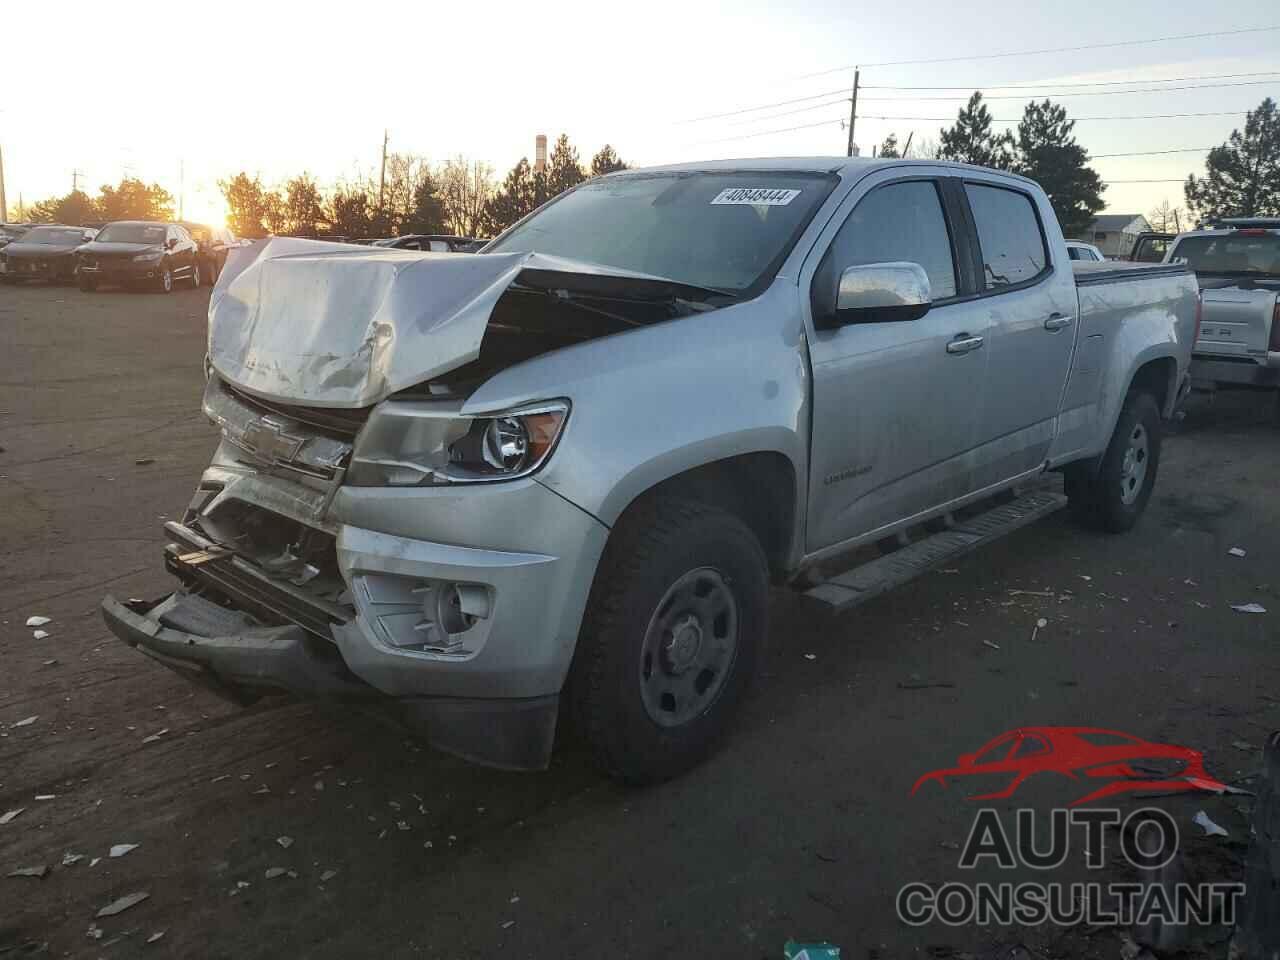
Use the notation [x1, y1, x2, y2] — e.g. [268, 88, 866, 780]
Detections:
[959, 180, 1078, 487]
[803, 172, 992, 552]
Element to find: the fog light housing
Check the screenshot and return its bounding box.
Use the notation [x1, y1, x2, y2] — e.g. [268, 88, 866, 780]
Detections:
[353, 574, 494, 655]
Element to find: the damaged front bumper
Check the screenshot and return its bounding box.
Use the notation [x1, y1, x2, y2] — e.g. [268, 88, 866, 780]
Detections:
[103, 439, 609, 770]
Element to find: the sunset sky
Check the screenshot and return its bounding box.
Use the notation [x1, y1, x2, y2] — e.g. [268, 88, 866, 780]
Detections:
[3, 0, 1277, 227]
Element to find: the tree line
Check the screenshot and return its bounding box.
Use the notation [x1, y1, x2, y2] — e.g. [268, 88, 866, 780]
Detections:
[18, 178, 175, 225]
[220, 135, 627, 240]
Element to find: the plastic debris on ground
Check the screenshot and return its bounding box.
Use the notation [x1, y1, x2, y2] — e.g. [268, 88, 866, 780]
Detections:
[141, 729, 169, 744]
[109, 843, 139, 858]
[13, 716, 37, 728]
[276, 836, 293, 849]
[1193, 811, 1228, 838]
[96, 892, 149, 917]
[1228, 547, 1247, 558]
[147, 931, 166, 944]
[62, 852, 84, 866]
[784, 941, 842, 959]
[25, 616, 50, 627]
[1233, 740, 1255, 751]
[265, 867, 287, 879]
[983, 639, 1001, 650]
[7, 865, 48, 878]
[1231, 603, 1267, 614]
[804, 653, 817, 661]
[320, 869, 338, 882]
[1031, 617, 1048, 642]
[32, 630, 49, 640]
[34, 794, 55, 801]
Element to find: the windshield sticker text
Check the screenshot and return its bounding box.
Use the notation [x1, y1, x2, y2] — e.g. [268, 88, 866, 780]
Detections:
[710, 187, 801, 206]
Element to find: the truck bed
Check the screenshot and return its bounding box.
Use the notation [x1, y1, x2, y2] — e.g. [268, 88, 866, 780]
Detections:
[1071, 260, 1190, 285]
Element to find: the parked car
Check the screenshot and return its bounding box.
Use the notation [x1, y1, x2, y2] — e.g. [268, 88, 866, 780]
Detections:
[0, 224, 97, 283]
[377, 234, 483, 252]
[178, 221, 237, 283]
[1161, 218, 1280, 391]
[76, 221, 201, 292]
[1065, 240, 1105, 262]
[1130, 231, 1175, 263]
[102, 159, 1196, 782]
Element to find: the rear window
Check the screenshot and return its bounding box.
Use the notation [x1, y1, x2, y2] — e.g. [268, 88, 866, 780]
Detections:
[965, 183, 1049, 288]
[1170, 233, 1280, 276]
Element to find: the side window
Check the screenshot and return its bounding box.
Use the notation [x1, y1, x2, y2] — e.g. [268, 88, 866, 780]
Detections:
[1067, 247, 1081, 261]
[823, 180, 958, 301]
[965, 183, 1048, 289]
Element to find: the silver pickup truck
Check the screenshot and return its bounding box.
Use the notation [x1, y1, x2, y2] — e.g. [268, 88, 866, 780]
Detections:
[1163, 218, 1280, 391]
[102, 159, 1197, 781]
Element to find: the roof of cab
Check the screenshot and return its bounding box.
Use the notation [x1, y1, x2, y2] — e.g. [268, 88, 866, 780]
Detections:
[609, 156, 1039, 185]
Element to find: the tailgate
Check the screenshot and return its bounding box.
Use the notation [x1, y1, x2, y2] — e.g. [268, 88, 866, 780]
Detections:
[1196, 288, 1278, 360]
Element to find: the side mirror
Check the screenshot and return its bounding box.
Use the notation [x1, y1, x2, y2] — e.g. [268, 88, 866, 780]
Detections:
[166, 237, 178, 250]
[818, 261, 932, 328]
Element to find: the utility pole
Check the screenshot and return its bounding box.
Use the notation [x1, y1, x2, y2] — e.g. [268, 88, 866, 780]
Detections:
[378, 130, 388, 222]
[72, 169, 84, 194]
[0, 142, 7, 223]
[179, 159, 185, 220]
[903, 131, 914, 158]
[845, 69, 860, 158]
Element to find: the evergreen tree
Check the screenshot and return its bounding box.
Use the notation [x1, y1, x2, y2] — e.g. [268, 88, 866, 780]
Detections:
[938, 93, 1015, 169]
[1185, 97, 1280, 221]
[1015, 100, 1105, 238]
[546, 134, 585, 197]
[590, 144, 628, 176]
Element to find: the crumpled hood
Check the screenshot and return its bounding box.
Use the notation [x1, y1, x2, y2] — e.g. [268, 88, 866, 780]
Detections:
[208, 237, 682, 408]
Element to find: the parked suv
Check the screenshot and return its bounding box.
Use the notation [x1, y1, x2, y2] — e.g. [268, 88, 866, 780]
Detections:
[103, 159, 1196, 782]
[77, 221, 201, 292]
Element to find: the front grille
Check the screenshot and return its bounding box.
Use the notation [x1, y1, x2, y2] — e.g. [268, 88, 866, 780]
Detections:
[224, 383, 371, 441]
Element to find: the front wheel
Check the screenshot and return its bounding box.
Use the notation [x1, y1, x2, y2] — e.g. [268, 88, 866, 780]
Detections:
[190, 263, 201, 289]
[569, 497, 768, 784]
[1066, 391, 1162, 533]
[157, 266, 173, 294]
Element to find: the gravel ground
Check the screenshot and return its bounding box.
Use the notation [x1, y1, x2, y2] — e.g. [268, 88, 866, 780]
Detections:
[2, 281, 1278, 958]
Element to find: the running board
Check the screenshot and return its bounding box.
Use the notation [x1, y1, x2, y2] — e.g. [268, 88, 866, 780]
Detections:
[804, 490, 1068, 613]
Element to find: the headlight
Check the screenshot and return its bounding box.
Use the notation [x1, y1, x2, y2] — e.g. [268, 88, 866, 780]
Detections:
[133, 251, 162, 262]
[346, 400, 568, 486]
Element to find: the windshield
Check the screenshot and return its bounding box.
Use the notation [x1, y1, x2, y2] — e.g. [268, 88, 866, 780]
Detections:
[96, 223, 167, 245]
[487, 171, 838, 294]
[1170, 232, 1280, 276]
[23, 227, 87, 245]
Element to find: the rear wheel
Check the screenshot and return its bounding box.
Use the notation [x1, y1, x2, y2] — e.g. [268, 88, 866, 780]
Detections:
[569, 497, 768, 784]
[190, 263, 201, 289]
[1067, 391, 1162, 533]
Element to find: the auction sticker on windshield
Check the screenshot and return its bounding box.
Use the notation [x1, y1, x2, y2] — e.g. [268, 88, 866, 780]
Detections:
[710, 187, 801, 206]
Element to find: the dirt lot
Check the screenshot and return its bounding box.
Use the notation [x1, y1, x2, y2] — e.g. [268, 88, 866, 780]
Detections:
[2, 281, 1279, 958]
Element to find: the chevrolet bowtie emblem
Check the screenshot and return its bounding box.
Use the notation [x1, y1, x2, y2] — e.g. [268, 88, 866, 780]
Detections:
[241, 418, 305, 466]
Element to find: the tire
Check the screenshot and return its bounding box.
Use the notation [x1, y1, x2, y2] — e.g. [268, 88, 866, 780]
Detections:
[78, 275, 96, 292]
[157, 265, 173, 294]
[1066, 391, 1162, 533]
[569, 497, 768, 784]
[190, 263, 201, 289]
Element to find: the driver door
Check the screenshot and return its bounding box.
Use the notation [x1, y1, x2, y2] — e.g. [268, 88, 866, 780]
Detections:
[804, 173, 991, 552]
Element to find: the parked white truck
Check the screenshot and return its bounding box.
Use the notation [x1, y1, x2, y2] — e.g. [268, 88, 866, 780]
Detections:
[1162, 218, 1280, 392]
[102, 159, 1198, 781]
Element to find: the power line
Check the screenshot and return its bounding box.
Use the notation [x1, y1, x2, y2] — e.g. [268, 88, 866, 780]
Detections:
[799, 24, 1280, 77]
[861, 70, 1280, 90]
[1092, 147, 1215, 158]
[858, 79, 1280, 102]
[1105, 179, 1189, 184]
[680, 88, 848, 124]
[690, 117, 844, 145]
[725, 97, 851, 126]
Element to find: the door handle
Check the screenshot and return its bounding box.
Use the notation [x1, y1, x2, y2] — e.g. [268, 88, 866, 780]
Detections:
[946, 334, 984, 355]
[1044, 313, 1074, 331]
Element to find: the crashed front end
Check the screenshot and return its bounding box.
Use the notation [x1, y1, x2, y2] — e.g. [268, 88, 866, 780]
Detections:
[101, 239, 645, 770]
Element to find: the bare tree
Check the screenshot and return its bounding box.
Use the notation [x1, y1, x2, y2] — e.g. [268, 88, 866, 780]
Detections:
[439, 157, 494, 237]
[1148, 200, 1184, 234]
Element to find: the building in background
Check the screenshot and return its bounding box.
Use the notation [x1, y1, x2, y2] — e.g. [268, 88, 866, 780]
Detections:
[1081, 214, 1153, 259]
[534, 134, 547, 174]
